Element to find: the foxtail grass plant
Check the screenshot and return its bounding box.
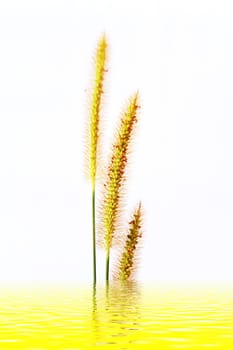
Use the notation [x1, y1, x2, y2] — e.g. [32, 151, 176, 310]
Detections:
[87, 35, 107, 284]
[85, 36, 143, 285]
[100, 94, 140, 283]
[115, 203, 143, 281]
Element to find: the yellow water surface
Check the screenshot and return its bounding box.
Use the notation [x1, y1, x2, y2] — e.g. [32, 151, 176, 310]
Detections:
[0, 283, 232, 349]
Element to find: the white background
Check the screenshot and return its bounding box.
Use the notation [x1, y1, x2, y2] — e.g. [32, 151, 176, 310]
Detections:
[0, 0, 233, 284]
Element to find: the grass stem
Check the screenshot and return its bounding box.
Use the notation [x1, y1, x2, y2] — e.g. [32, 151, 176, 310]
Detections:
[106, 249, 110, 284]
[92, 183, 96, 284]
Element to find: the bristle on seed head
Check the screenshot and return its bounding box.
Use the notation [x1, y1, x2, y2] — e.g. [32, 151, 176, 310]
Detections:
[99, 94, 140, 252]
[87, 35, 108, 184]
[115, 202, 143, 281]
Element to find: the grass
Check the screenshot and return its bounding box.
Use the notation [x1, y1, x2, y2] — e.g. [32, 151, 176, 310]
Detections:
[86, 36, 143, 285]
[86, 35, 107, 284]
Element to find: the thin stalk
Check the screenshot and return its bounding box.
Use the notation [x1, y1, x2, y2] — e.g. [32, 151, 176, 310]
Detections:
[106, 249, 110, 284]
[92, 183, 96, 284]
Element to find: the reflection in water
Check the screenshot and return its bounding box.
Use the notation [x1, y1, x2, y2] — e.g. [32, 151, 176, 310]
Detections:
[93, 281, 141, 347]
[0, 284, 233, 349]
[91, 283, 99, 345]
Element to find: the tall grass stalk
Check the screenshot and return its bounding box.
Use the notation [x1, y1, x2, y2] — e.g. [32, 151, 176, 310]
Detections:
[87, 35, 107, 284]
[101, 94, 139, 283]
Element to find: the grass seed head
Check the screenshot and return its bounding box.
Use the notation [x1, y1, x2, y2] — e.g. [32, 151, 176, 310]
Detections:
[116, 202, 143, 281]
[87, 34, 108, 184]
[100, 94, 140, 251]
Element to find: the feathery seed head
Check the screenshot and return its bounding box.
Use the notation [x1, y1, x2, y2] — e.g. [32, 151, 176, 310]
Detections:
[116, 202, 143, 281]
[101, 94, 139, 251]
[88, 35, 107, 184]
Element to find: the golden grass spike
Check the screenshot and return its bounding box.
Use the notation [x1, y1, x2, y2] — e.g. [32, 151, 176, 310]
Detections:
[89, 34, 107, 184]
[117, 202, 143, 281]
[87, 34, 107, 285]
[102, 93, 140, 282]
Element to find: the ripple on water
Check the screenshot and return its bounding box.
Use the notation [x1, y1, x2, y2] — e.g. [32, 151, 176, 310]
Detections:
[0, 284, 233, 349]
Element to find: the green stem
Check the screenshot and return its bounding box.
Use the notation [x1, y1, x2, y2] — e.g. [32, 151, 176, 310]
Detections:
[92, 184, 96, 285]
[106, 249, 110, 284]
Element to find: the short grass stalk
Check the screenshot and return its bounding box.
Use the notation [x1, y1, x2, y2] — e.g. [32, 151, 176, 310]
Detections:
[116, 202, 143, 281]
